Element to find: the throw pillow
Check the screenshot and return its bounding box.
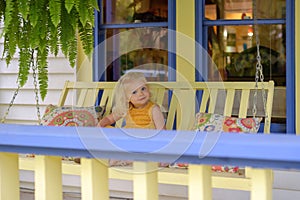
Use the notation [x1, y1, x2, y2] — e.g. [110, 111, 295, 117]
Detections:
[195, 112, 262, 133]
[194, 112, 262, 173]
[38, 104, 105, 163]
[41, 104, 105, 127]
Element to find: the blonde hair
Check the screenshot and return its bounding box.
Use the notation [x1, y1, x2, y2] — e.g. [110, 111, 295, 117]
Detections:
[112, 72, 147, 118]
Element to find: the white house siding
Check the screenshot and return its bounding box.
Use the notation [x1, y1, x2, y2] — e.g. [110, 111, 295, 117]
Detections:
[0, 49, 76, 124]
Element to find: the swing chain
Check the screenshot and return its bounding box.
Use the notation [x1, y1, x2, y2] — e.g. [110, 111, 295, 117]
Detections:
[32, 54, 42, 124]
[1, 84, 21, 123]
[252, 0, 268, 121]
[1, 51, 42, 124]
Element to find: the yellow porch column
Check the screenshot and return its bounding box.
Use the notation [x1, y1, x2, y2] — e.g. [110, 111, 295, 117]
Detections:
[176, 0, 195, 82]
[77, 37, 93, 82]
[0, 153, 19, 200]
[296, 0, 300, 134]
[133, 162, 158, 200]
[35, 155, 62, 200]
[81, 158, 109, 200]
[188, 165, 212, 200]
[175, 0, 196, 126]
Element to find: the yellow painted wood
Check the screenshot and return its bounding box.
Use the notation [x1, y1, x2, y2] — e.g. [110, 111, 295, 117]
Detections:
[0, 153, 19, 200]
[35, 155, 62, 200]
[81, 158, 109, 200]
[101, 88, 114, 115]
[251, 168, 273, 200]
[188, 165, 212, 200]
[19, 157, 82, 175]
[133, 162, 158, 200]
[176, 0, 195, 82]
[77, 89, 88, 106]
[208, 89, 218, 113]
[54, 80, 275, 198]
[153, 88, 166, 107]
[239, 89, 250, 118]
[20, 157, 253, 191]
[297, 1, 300, 135]
[166, 92, 178, 130]
[224, 89, 235, 116]
[57, 81, 71, 106]
[200, 89, 210, 113]
[264, 81, 274, 133]
[176, 89, 196, 130]
[76, 36, 93, 82]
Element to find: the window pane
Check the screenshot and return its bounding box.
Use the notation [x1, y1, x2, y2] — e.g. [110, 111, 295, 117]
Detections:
[207, 23, 286, 124]
[104, 27, 168, 81]
[208, 24, 286, 86]
[205, 0, 286, 20]
[103, 0, 168, 24]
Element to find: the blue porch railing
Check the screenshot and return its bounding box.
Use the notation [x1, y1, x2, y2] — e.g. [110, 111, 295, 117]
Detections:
[0, 124, 300, 200]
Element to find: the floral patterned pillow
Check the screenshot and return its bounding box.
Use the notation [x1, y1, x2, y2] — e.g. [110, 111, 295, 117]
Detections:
[41, 104, 105, 127]
[195, 113, 262, 133]
[193, 113, 262, 173]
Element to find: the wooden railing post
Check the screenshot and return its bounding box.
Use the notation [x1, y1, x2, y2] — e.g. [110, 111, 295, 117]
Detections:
[0, 153, 20, 200]
[81, 158, 109, 200]
[133, 161, 158, 200]
[35, 155, 62, 200]
[188, 164, 212, 200]
[251, 168, 273, 200]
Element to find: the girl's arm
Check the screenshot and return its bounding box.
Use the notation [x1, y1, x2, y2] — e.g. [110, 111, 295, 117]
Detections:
[97, 113, 120, 127]
[152, 105, 166, 130]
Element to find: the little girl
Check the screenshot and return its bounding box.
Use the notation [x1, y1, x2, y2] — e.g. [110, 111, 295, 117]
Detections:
[98, 72, 166, 130]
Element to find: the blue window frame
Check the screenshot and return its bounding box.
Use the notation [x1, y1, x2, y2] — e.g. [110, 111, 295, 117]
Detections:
[93, 0, 176, 82]
[195, 0, 295, 133]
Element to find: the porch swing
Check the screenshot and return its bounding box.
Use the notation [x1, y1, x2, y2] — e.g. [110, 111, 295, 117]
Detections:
[4, 0, 274, 197]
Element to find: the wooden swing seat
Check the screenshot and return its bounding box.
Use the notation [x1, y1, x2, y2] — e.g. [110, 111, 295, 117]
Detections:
[53, 80, 274, 199]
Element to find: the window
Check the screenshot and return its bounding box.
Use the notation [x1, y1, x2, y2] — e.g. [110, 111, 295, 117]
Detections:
[197, 0, 295, 133]
[94, 0, 175, 82]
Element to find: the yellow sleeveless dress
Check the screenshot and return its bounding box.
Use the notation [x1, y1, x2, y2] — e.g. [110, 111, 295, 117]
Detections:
[124, 101, 156, 129]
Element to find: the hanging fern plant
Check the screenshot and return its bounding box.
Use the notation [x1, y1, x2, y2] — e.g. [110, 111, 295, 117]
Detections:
[0, 0, 99, 100]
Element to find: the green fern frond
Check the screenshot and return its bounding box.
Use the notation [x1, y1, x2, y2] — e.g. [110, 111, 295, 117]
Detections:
[49, 0, 61, 27]
[68, 35, 77, 67]
[18, 49, 32, 87]
[1, 0, 99, 99]
[18, 0, 29, 20]
[87, 1, 95, 27]
[78, 22, 93, 58]
[60, 5, 76, 56]
[3, 1, 20, 64]
[77, 0, 89, 27]
[0, 0, 6, 22]
[65, 0, 75, 13]
[89, 0, 99, 11]
[48, 20, 59, 56]
[18, 20, 32, 87]
[29, 0, 38, 27]
[3, 0, 14, 33]
[3, 37, 12, 65]
[37, 48, 49, 100]
[30, 24, 40, 49]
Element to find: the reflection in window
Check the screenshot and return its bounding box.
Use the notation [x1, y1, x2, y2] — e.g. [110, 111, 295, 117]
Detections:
[208, 24, 286, 86]
[105, 28, 168, 81]
[205, 1, 286, 87]
[103, 0, 168, 24]
[101, 0, 168, 81]
[205, 0, 286, 20]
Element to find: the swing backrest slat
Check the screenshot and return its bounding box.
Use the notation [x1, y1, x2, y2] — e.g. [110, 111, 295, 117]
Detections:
[57, 80, 274, 133]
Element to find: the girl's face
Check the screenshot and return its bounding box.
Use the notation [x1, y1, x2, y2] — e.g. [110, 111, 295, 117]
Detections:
[129, 84, 150, 108]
